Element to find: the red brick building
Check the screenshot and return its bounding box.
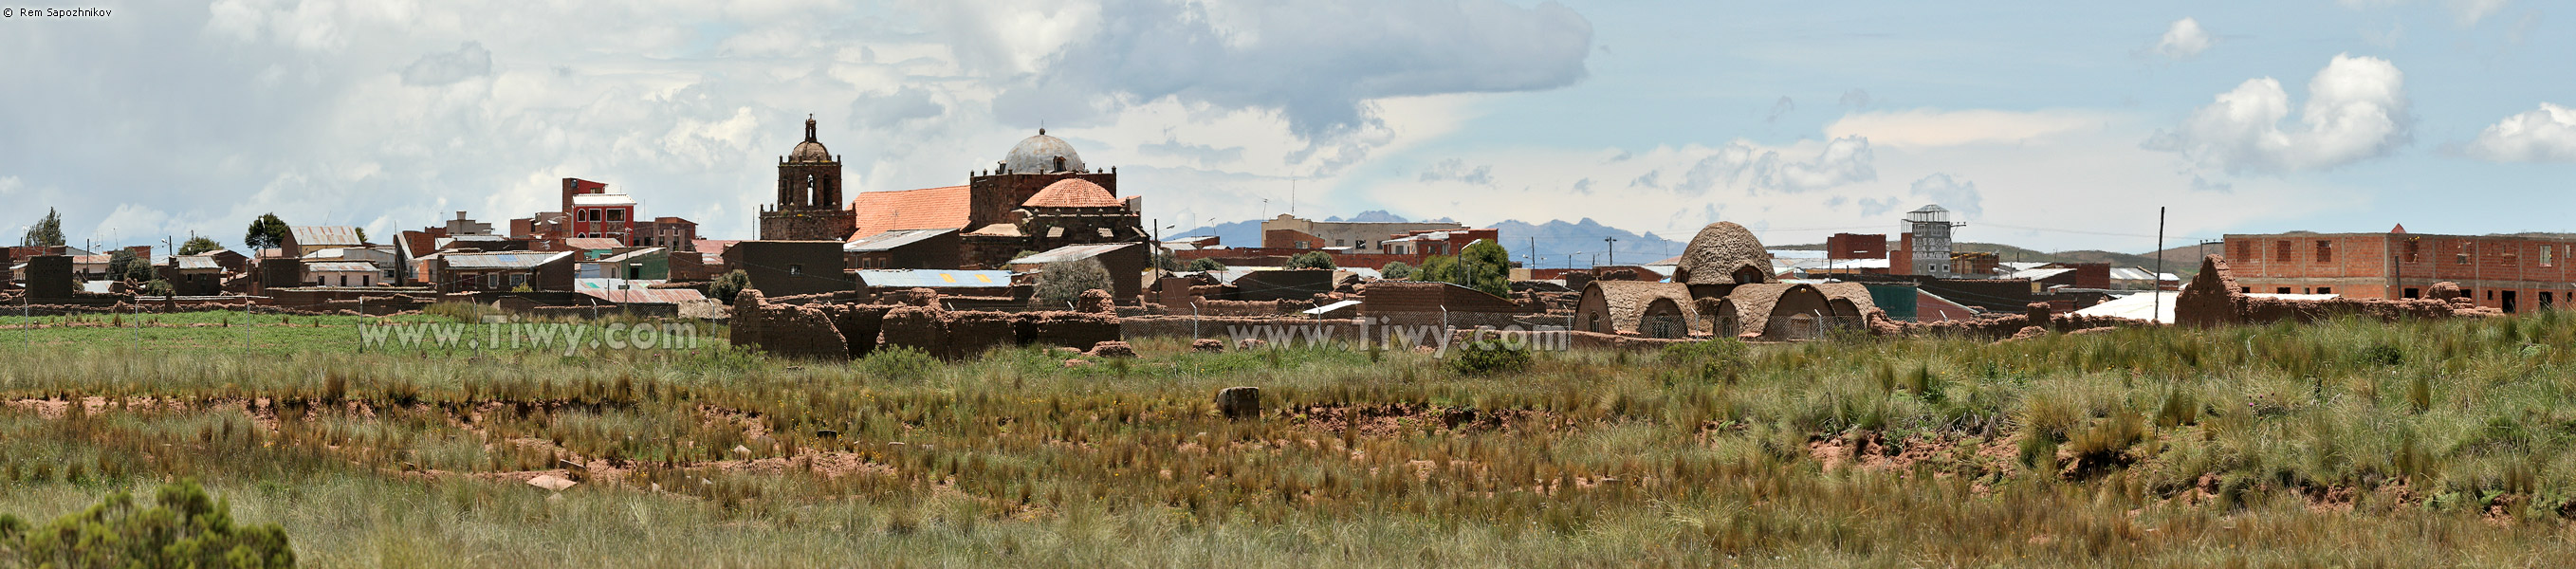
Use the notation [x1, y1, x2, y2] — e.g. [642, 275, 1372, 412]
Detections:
[1824, 232, 1887, 260]
[2223, 225, 2576, 312]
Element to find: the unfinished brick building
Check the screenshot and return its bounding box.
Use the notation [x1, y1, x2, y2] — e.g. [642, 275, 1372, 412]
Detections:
[2224, 226, 2576, 312]
[2176, 255, 2498, 327]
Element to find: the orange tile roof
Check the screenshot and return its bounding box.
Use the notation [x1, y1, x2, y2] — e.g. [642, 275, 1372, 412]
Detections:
[848, 186, 973, 241]
[1022, 178, 1120, 208]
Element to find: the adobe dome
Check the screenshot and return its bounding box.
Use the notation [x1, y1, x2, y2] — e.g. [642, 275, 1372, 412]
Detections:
[1003, 129, 1085, 174]
[1673, 222, 1776, 285]
[1024, 178, 1120, 209]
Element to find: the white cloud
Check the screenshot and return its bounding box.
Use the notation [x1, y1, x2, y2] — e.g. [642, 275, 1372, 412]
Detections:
[1673, 137, 1876, 195]
[399, 42, 493, 86]
[2144, 54, 2410, 174]
[2452, 0, 2511, 25]
[1827, 108, 2111, 148]
[1907, 174, 1981, 219]
[2153, 18, 2213, 60]
[2461, 102, 2576, 162]
[1418, 158, 1495, 186]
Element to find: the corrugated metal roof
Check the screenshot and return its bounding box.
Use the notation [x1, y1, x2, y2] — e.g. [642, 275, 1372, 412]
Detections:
[845, 229, 955, 252]
[440, 251, 574, 269]
[2007, 267, 2077, 281]
[306, 262, 379, 272]
[2107, 267, 2180, 281]
[1009, 243, 1138, 266]
[290, 226, 363, 247]
[175, 256, 222, 270]
[576, 286, 705, 304]
[856, 269, 1012, 288]
[596, 248, 666, 264]
[562, 238, 627, 250]
[570, 193, 636, 207]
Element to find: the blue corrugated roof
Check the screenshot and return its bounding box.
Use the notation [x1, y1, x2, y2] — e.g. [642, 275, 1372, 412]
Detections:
[856, 269, 1012, 288]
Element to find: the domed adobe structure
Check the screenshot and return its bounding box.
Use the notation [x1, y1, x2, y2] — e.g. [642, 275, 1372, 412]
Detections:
[1672, 221, 1776, 285]
[789, 115, 832, 163]
[1003, 129, 1085, 174]
[1023, 178, 1121, 209]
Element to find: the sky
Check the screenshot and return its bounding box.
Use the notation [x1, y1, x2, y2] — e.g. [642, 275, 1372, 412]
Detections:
[4, 0, 2573, 255]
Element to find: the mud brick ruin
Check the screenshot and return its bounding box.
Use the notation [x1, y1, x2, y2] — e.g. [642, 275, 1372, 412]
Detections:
[2175, 255, 2497, 327]
[730, 287, 1121, 359]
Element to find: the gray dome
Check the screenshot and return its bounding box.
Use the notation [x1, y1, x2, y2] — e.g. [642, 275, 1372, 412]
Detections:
[1002, 130, 1085, 174]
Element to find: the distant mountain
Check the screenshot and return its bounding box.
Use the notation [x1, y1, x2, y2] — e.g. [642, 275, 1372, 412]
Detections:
[1490, 218, 1684, 269]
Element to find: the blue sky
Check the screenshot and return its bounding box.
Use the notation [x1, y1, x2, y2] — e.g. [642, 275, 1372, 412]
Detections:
[4, 0, 2571, 253]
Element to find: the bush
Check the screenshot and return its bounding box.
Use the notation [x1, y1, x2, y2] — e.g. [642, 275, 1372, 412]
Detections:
[0, 480, 295, 568]
[143, 279, 175, 297]
[709, 270, 752, 304]
[1446, 340, 1533, 376]
[1186, 258, 1227, 272]
[858, 346, 940, 382]
[1661, 340, 1750, 383]
[1379, 261, 1415, 280]
[1035, 259, 1113, 307]
[1286, 251, 1335, 270]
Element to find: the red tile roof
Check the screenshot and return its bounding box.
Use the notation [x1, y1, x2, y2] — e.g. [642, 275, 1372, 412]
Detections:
[1022, 178, 1120, 208]
[848, 186, 973, 240]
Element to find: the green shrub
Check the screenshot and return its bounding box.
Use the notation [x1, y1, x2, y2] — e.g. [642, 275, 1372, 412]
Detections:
[2359, 343, 2405, 367]
[1446, 340, 1533, 376]
[1285, 251, 1335, 270]
[1661, 340, 1749, 383]
[1034, 259, 1112, 307]
[708, 270, 752, 304]
[0, 480, 294, 568]
[858, 346, 940, 382]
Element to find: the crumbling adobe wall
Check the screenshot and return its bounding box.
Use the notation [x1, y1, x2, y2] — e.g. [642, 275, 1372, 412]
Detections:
[879, 306, 950, 358]
[1865, 306, 2149, 340]
[947, 311, 1018, 358]
[1119, 316, 1369, 343]
[2176, 255, 2498, 328]
[1019, 311, 1121, 349]
[727, 289, 852, 359]
[813, 303, 891, 358]
[875, 305, 1045, 359]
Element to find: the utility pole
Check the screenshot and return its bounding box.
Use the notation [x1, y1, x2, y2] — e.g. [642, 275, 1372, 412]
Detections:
[2152, 207, 2167, 321]
[1604, 237, 1619, 267]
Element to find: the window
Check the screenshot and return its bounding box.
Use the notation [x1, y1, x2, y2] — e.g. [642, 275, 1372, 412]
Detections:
[2404, 287, 2420, 299]
[608, 210, 625, 222]
[2546, 245, 2556, 266]
[2232, 240, 2253, 262]
[509, 274, 526, 287]
[2241, 287, 2252, 294]
[788, 264, 803, 276]
[2315, 240, 2331, 263]
[2316, 286, 2331, 294]
[2403, 239, 2420, 263]
[339, 275, 348, 286]
[2458, 243, 2473, 265]
[2274, 241, 2291, 263]
[1334, 239, 1345, 247]
[2276, 287, 2292, 294]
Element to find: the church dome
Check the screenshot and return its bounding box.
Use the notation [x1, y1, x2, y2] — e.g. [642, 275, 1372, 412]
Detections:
[787, 115, 832, 163]
[1673, 221, 1776, 285]
[1002, 129, 1085, 174]
[1023, 178, 1120, 209]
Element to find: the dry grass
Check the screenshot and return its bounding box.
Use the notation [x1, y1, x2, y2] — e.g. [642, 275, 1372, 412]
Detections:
[2, 312, 2576, 566]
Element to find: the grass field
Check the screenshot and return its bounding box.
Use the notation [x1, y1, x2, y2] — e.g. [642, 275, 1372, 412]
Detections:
[6, 309, 2576, 566]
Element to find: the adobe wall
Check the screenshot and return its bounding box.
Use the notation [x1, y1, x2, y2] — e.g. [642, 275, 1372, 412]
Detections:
[2176, 254, 2498, 328]
[26, 255, 73, 300]
[727, 289, 853, 359]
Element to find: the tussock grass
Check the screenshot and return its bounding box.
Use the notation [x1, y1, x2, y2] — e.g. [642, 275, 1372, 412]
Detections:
[3, 313, 2576, 565]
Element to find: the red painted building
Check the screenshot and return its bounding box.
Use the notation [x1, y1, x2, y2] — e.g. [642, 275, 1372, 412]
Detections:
[561, 177, 636, 245]
[2223, 225, 2576, 313]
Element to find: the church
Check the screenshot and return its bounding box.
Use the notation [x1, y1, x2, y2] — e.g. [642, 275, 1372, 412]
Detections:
[756, 118, 1148, 269]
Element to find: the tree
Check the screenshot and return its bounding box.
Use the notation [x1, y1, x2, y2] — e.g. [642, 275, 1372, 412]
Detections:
[0, 480, 295, 568]
[105, 248, 154, 283]
[177, 236, 225, 255]
[1034, 258, 1113, 307]
[143, 279, 175, 297]
[708, 270, 751, 304]
[1380, 261, 1416, 280]
[1152, 250, 1184, 271]
[20, 209, 65, 248]
[242, 213, 290, 252]
[1186, 258, 1227, 272]
[354, 228, 369, 244]
[1458, 239, 1514, 297]
[1417, 255, 1460, 285]
[1285, 251, 1335, 269]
